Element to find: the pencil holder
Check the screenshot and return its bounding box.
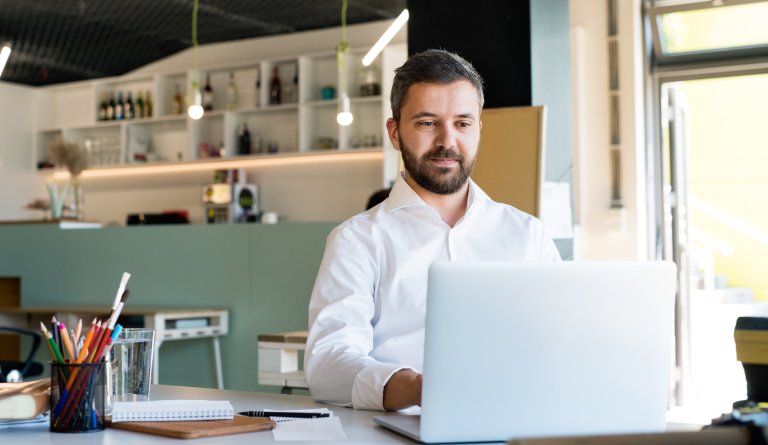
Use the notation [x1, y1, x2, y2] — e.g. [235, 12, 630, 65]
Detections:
[50, 361, 106, 433]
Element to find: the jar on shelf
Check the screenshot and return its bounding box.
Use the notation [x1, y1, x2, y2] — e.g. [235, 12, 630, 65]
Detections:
[359, 66, 381, 97]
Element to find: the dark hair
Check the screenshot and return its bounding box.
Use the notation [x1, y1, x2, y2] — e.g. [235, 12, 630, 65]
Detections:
[390, 49, 484, 122]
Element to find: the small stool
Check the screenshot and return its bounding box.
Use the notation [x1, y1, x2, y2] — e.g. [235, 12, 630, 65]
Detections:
[257, 331, 308, 394]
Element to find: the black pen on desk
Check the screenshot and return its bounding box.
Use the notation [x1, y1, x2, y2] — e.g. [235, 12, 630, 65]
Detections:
[238, 410, 330, 419]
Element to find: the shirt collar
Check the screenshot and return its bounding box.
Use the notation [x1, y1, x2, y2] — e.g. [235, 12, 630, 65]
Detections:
[383, 172, 491, 214]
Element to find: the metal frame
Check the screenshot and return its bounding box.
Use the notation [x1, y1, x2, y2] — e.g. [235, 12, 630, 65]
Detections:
[648, 0, 768, 66]
[643, 0, 768, 406]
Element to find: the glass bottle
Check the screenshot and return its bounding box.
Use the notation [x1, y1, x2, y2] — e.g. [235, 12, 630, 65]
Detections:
[238, 122, 251, 155]
[125, 91, 134, 119]
[115, 91, 124, 120]
[136, 91, 145, 118]
[145, 90, 153, 117]
[269, 66, 281, 105]
[255, 69, 261, 108]
[107, 92, 115, 120]
[203, 74, 214, 111]
[226, 72, 238, 110]
[98, 93, 107, 121]
[173, 84, 183, 115]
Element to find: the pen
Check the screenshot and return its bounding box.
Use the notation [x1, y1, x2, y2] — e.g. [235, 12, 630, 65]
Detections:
[238, 410, 330, 419]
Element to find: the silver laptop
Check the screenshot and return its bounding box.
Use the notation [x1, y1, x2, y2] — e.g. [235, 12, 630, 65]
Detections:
[374, 261, 677, 443]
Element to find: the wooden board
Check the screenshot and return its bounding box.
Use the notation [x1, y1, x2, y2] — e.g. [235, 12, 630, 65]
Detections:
[472, 106, 545, 217]
[107, 416, 275, 439]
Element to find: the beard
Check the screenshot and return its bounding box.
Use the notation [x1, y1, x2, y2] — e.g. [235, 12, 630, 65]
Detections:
[399, 134, 475, 195]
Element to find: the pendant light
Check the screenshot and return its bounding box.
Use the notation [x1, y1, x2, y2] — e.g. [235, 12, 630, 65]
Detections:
[335, 0, 353, 127]
[187, 0, 204, 120]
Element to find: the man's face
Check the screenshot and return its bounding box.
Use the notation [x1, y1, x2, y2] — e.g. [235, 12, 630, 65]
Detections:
[387, 80, 482, 195]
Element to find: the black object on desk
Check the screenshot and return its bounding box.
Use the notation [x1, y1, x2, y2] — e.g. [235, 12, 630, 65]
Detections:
[238, 410, 329, 419]
[734, 317, 768, 404]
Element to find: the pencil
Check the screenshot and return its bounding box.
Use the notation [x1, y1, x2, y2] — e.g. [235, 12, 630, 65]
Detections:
[39, 321, 56, 360]
[74, 319, 82, 344]
[59, 322, 76, 361]
[51, 316, 60, 353]
[45, 330, 66, 364]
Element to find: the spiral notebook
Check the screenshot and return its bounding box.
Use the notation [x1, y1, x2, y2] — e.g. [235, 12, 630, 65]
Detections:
[110, 400, 234, 423]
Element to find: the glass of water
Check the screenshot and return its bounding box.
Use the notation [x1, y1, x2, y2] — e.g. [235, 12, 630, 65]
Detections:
[107, 328, 155, 413]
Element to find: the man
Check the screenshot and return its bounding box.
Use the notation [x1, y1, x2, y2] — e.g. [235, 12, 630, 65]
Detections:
[305, 49, 560, 411]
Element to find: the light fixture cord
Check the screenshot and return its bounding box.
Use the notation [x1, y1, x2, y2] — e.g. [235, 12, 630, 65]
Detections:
[336, 0, 350, 94]
[192, 0, 200, 90]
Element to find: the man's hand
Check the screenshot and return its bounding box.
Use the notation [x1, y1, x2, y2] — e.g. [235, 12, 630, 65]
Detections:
[383, 369, 422, 411]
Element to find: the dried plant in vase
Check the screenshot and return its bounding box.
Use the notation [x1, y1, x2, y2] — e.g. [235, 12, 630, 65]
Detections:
[48, 136, 89, 176]
[48, 136, 90, 220]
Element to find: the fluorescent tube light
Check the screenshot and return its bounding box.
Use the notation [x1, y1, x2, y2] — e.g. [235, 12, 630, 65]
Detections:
[362, 10, 408, 66]
[0, 46, 11, 77]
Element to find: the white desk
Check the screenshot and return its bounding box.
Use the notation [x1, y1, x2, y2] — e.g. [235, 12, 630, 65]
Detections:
[1, 384, 417, 444]
[1, 306, 229, 389]
[1, 384, 717, 444]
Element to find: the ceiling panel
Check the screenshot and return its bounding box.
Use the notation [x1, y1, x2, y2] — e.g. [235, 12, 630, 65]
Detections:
[0, 0, 405, 86]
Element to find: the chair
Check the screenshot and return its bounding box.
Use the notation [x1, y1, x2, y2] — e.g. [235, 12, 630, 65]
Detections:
[0, 326, 44, 382]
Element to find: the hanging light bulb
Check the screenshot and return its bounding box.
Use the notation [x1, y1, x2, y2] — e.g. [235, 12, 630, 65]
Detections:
[188, 82, 204, 120]
[188, 0, 203, 120]
[336, 93, 353, 126]
[335, 0, 353, 127]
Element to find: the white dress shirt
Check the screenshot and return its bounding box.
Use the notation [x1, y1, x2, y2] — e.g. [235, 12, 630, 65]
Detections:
[304, 175, 560, 410]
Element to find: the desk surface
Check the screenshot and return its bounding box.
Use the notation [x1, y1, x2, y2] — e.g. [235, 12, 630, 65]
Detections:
[2, 384, 416, 444]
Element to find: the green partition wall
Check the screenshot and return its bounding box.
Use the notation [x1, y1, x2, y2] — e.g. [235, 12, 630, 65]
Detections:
[0, 222, 336, 392]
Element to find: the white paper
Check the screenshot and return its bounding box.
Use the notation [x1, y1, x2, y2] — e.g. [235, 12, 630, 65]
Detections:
[0, 413, 48, 430]
[540, 182, 573, 239]
[272, 416, 347, 441]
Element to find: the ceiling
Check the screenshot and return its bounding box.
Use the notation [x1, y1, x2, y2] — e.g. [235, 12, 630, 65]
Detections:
[0, 0, 406, 87]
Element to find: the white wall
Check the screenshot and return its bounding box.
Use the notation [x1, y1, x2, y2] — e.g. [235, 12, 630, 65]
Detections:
[81, 158, 383, 226]
[0, 81, 47, 220]
[570, 0, 648, 259]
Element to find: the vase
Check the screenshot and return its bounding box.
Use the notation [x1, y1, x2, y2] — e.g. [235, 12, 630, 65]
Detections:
[69, 174, 85, 221]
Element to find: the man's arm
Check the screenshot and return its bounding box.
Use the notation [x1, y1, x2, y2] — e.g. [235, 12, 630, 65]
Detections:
[383, 369, 422, 410]
[305, 226, 410, 410]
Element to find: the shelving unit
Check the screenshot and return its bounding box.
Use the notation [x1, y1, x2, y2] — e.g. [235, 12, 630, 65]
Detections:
[33, 44, 404, 186]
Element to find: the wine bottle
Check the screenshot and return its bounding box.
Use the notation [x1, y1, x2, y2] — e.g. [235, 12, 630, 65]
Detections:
[145, 90, 153, 117]
[226, 72, 238, 110]
[238, 122, 251, 155]
[173, 84, 183, 115]
[203, 74, 214, 111]
[107, 92, 115, 120]
[125, 91, 135, 119]
[269, 66, 281, 105]
[254, 69, 261, 108]
[115, 91, 124, 120]
[98, 93, 107, 121]
[136, 91, 145, 118]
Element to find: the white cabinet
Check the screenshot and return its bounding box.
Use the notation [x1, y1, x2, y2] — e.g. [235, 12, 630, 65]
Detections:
[33, 45, 403, 186]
